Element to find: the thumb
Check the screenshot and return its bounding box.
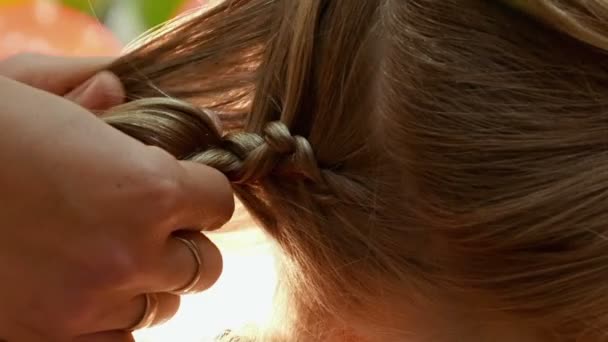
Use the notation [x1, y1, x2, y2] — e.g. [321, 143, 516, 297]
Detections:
[65, 71, 125, 111]
[0, 54, 115, 93]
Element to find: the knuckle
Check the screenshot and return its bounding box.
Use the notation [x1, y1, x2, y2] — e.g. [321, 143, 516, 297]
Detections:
[49, 289, 97, 336]
[72, 244, 139, 291]
[97, 250, 139, 288]
[139, 174, 181, 218]
[101, 254, 139, 287]
[134, 146, 183, 216]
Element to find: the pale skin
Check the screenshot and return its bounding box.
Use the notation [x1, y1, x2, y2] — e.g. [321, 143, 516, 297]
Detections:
[0, 54, 234, 342]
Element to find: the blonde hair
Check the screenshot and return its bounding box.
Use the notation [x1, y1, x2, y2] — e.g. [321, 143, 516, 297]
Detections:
[104, 0, 608, 340]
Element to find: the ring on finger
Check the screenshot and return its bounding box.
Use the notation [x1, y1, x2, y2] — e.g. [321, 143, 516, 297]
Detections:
[128, 293, 159, 331]
[171, 236, 202, 294]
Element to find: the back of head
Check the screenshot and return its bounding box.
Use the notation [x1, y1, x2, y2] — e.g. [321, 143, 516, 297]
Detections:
[104, 0, 608, 340]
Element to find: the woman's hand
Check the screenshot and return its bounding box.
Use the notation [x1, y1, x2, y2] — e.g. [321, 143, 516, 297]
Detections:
[0, 55, 233, 341]
[0, 53, 125, 110]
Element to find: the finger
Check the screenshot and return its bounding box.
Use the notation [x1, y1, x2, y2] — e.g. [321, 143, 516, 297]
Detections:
[0, 54, 116, 94]
[175, 161, 235, 231]
[93, 293, 180, 333]
[65, 71, 125, 110]
[74, 331, 135, 342]
[149, 231, 223, 294]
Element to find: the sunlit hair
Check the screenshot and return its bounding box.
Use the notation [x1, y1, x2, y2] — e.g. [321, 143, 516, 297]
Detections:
[103, 0, 608, 340]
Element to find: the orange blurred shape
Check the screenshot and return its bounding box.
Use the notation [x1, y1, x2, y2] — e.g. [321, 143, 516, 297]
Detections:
[0, 0, 28, 5]
[0, 1, 121, 59]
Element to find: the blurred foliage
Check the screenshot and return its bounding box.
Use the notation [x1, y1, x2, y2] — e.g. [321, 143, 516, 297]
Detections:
[61, 0, 103, 13]
[59, 0, 187, 27]
[135, 0, 183, 28]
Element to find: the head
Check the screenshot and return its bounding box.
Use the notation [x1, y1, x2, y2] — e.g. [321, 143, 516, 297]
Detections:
[103, 0, 608, 340]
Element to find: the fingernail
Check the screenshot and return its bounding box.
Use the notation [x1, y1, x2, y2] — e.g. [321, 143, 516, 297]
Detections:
[66, 74, 99, 102]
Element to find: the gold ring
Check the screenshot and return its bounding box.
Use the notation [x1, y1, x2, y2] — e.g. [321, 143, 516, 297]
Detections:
[128, 293, 159, 331]
[171, 236, 202, 294]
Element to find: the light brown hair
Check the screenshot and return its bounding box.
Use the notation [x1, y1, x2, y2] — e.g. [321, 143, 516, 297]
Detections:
[103, 0, 608, 340]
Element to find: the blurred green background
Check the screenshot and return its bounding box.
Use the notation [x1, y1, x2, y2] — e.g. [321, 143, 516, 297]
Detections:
[59, 0, 206, 41]
[62, 0, 200, 37]
[64, 0, 184, 25]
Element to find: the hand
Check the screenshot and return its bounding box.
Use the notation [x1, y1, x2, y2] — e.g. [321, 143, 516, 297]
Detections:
[0, 56, 234, 341]
[0, 53, 125, 110]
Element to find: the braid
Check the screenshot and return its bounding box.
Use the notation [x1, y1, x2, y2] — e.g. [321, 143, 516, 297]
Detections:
[103, 98, 322, 184]
[193, 121, 321, 184]
[103, 98, 222, 159]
